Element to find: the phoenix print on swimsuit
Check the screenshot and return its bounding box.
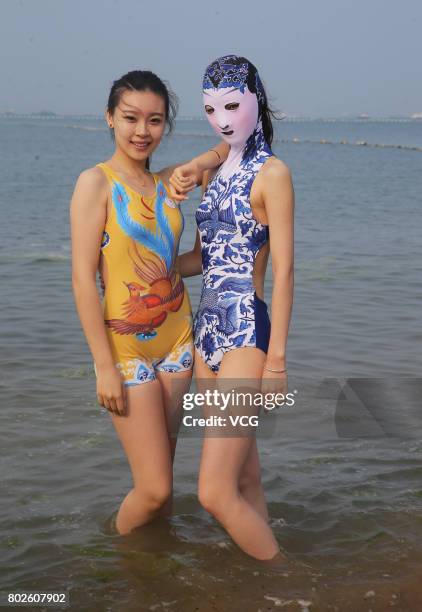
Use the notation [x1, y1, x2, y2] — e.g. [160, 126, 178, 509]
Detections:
[104, 179, 184, 341]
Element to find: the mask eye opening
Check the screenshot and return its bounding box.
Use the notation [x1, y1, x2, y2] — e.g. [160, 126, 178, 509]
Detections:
[225, 102, 240, 111]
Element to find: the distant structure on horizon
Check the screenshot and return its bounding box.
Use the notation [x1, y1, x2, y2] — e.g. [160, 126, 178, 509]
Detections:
[0, 110, 102, 119]
[35, 111, 57, 117]
[1, 110, 421, 121]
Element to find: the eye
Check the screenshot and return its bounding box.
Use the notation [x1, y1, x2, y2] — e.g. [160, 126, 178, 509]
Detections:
[205, 105, 214, 115]
[150, 117, 163, 124]
[124, 115, 136, 122]
[225, 103, 239, 111]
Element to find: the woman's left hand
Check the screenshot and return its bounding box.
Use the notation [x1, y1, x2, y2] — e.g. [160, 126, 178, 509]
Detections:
[260, 368, 288, 410]
[168, 161, 200, 201]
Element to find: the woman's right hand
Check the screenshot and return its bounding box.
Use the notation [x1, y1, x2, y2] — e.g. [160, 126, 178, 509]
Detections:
[168, 161, 200, 201]
[96, 364, 127, 416]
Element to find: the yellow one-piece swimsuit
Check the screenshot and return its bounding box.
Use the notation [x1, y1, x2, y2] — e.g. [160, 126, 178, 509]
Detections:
[95, 163, 193, 386]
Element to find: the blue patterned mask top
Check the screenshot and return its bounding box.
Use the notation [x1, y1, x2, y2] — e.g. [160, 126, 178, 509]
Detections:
[202, 55, 265, 108]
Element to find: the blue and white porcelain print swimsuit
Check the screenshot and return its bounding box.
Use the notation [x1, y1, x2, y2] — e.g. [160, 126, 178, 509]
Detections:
[194, 128, 273, 372]
[193, 54, 276, 372]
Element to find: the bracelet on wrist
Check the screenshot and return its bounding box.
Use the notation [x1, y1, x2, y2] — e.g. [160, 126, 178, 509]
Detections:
[264, 366, 287, 373]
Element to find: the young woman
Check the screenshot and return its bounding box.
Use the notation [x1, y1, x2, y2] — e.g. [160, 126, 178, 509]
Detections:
[177, 56, 294, 562]
[70, 70, 228, 535]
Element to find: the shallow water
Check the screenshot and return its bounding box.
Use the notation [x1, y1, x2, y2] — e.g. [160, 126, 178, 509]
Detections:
[1, 117, 422, 611]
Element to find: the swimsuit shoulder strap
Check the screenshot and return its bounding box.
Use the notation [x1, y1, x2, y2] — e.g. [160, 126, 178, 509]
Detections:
[96, 162, 117, 185]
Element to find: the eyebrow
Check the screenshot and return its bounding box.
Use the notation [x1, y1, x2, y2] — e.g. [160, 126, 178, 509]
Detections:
[118, 105, 164, 117]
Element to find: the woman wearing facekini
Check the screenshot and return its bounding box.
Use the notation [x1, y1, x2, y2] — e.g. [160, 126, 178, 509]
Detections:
[177, 55, 294, 562]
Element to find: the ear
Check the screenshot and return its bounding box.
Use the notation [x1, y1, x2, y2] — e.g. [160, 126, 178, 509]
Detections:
[105, 109, 113, 129]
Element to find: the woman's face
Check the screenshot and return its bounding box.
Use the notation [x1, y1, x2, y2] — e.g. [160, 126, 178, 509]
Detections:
[106, 89, 166, 162]
[203, 84, 258, 147]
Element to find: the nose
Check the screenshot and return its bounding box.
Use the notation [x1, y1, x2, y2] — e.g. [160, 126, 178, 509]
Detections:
[135, 121, 149, 136]
[214, 108, 231, 131]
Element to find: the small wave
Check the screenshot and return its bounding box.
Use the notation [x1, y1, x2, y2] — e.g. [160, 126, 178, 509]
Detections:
[0, 252, 70, 264]
[264, 595, 312, 611]
[55, 367, 94, 379]
[24, 253, 70, 263]
[30, 256, 70, 263]
[275, 137, 422, 152]
[173, 132, 422, 151]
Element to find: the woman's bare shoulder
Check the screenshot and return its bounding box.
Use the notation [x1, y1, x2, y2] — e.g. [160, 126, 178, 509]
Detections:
[260, 156, 292, 181]
[71, 165, 109, 212]
[76, 165, 108, 189]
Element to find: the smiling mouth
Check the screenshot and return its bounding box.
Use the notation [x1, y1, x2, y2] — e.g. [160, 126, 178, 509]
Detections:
[131, 141, 151, 148]
[221, 130, 234, 136]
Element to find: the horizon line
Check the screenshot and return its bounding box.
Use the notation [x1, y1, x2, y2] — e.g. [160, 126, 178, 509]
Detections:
[1, 111, 422, 121]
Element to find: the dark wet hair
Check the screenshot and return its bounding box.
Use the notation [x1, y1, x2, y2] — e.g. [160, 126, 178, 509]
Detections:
[245, 61, 277, 146]
[106, 70, 178, 169]
[203, 55, 279, 146]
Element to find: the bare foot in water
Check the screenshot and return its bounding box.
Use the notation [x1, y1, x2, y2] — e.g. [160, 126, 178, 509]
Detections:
[261, 550, 289, 567]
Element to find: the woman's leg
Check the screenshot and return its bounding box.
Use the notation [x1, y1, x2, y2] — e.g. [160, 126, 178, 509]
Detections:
[196, 348, 284, 560]
[110, 379, 173, 535]
[155, 368, 193, 516]
[238, 438, 269, 523]
[195, 348, 268, 521]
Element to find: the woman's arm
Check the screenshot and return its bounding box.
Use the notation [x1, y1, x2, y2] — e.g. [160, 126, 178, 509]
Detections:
[70, 168, 127, 415]
[159, 141, 229, 200]
[261, 160, 295, 373]
[177, 228, 202, 277]
[176, 168, 214, 277]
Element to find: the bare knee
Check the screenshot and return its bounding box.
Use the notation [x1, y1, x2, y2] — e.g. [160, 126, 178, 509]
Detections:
[198, 482, 220, 516]
[198, 481, 234, 519]
[134, 481, 172, 513]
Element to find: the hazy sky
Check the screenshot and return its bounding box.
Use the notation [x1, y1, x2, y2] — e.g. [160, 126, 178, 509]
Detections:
[1, 0, 421, 117]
